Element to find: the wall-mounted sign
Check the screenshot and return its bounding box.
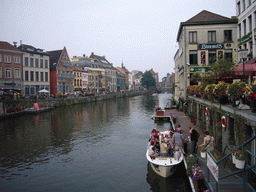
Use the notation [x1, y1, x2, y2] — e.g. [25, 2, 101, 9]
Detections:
[239, 32, 252, 45]
[198, 43, 224, 50]
[218, 51, 223, 58]
[189, 66, 213, 73]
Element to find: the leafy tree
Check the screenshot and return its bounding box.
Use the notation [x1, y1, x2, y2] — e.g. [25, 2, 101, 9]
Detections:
[211, 58, 236, 79]
[141, 70, 156, 89]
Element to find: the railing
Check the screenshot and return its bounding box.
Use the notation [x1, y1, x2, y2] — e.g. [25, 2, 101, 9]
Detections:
[204, 135, 256, 192]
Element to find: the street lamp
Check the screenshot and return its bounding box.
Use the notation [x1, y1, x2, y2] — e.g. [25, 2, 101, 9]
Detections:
[238, 49, 248, 82]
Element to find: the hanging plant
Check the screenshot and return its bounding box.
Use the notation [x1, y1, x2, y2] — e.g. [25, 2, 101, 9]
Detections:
[226, 81, 246, 101]
[205, 84, 216, 101]
[213, 82, 229, 99]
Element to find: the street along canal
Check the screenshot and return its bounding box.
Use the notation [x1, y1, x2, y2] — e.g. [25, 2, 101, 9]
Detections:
[0, 93, 191, 192]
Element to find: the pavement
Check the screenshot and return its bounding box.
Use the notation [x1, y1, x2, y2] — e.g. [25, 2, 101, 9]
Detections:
[170, 109, 254, 192]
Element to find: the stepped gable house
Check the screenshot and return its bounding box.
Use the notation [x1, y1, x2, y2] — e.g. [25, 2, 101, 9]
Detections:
[48, 47, 74, 95]
[0, 41, 23, 92]
[89, 52, 117, 92]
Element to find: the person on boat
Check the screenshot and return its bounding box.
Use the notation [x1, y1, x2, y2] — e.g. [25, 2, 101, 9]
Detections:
[166, 133, 174, 157]
[150, 135, 160, 152]
[153, 128, 160, 139]
[167, 128, 172, 135]
[189, 126, 198, 157]
[174, 146, 181, 161]
[164, 134, 169, 143]
[148, 146, 158, 159]
[172, 130, 185, 154]
[150, 129, 156, 137]
[200, 131, 215, 152]
[160, 139, 168, 156]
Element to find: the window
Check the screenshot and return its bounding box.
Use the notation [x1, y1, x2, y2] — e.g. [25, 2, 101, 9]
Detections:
[239, 24, 241, 39]
[0, 67, 2, 78]
[238, 2, 241, 15]
[249, 15, 252, 32]
[25, 85, 29, 96]
[30, 58, 34, 67]
[224, 30, 232, 42]
[35, 59, 39, 68]
[5, 68, 11, 78]
[45, 72, 48, 81]
[243, 19, 246, 35]
[0, 54, 2, 62]
[208, 31, 216, 42]
[4, 55, 11, 63]
[209, 51, 216, 65]
[14, 56, 20, 63]
[249, 0, 251, 6]
[36, 71, 39, 81]
[41, 72, 44, 81]
[242, 0, 245, 11]
[189, 32, 197, 43]
[45, 60, 48, 68]
[14, 69, 20, 78]
[30, 71, 34, 81]
[189, 51, 198, 65]
[25, 57, 28, 67]
[40, 59, 43, 68]
[25, 71, 29, 81]
[225, 51, 233, 61]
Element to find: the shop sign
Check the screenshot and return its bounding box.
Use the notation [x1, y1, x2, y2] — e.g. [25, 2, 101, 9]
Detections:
[189, 66, 212, 73]
[198, 43, 224, 50]
[201, 51, 205, 65]
[239, 32, 252, 45]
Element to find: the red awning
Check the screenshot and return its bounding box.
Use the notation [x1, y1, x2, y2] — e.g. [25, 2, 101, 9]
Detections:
[233, 60, 256, 76]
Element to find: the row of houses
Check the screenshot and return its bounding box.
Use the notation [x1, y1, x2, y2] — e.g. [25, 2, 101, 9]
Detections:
[0, 41, 159, 96]
[174, 1, 256, 103]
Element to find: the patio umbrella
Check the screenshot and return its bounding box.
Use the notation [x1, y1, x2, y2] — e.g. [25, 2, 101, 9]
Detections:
[38, 89, 49, 93]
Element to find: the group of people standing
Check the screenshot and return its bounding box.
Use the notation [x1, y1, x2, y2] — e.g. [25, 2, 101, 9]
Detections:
[148, 125, 216, 159]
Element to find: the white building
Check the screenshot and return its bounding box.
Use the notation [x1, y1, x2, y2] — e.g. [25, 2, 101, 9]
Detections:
[175, 10, 238, 102]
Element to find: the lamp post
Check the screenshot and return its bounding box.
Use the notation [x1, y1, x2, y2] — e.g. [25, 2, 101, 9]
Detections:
[239, 49, 248, 82]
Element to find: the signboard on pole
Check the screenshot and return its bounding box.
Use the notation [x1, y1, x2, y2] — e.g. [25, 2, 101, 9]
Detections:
[207, 153, 219, 182]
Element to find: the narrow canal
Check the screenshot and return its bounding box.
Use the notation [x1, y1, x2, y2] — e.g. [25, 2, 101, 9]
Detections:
[0, 93, 191, 192]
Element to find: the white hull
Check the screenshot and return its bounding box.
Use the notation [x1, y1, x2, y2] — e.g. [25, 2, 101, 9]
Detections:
[146, 148, 183, 178]
[149, 162, 177, 178]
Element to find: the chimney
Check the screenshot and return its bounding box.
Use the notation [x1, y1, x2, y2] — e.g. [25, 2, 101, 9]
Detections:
[83, 54, 85, 57]
[13, 42, 17, 47]
[102, 55, 105, 58]
[231, 16, 236, 19]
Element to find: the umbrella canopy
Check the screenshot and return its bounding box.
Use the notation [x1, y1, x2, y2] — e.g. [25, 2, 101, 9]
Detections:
[233, 60, 256, 76]
[38, 89, 49, 93]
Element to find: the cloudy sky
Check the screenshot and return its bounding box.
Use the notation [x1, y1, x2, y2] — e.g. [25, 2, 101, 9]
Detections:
[0, 0, 236, 80]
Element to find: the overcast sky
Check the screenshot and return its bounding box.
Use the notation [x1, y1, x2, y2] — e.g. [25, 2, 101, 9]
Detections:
[0, 0, 236, 80]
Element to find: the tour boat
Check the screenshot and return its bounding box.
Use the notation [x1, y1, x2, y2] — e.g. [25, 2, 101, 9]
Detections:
[146, 131, 184, 178]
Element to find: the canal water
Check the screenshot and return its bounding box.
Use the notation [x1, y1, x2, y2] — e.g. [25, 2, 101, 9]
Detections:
[0, 93, 191, 192]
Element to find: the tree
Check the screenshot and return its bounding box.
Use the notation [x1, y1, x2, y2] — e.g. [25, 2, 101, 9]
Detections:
[211, 58, 236, 79]
[141, 70, 156, 89]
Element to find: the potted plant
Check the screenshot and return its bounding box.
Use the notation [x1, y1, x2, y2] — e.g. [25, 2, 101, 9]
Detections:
[200, 147, 207, 158]
[205, 84, 216, 101]
[213, 82, 229, 104]
[245, 81, 256, 113]
[189, 164, 206, 191]
[226, 81, 246, 107]
[234, 150, 246, 169]
[232, 147, 238, 164]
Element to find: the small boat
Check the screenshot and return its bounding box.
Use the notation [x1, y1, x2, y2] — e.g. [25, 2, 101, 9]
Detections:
[146, 134, 184, 178]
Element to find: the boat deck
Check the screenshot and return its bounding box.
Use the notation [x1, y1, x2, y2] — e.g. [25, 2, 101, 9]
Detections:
[152, 109, 171, 121]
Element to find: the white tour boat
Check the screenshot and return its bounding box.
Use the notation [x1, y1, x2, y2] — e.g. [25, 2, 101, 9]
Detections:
[146, 131, 184, 178]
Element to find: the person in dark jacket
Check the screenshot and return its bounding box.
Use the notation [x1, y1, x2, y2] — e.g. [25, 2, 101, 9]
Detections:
[189, 126, 198, 157]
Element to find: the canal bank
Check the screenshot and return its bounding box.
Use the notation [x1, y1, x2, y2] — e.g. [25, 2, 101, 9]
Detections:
[171, 98, 256, 191]
[0, 90, 147, 120]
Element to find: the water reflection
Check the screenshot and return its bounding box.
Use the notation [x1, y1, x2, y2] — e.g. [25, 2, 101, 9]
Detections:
[146, 162, 191, 192]
[0, 93, 190, 191]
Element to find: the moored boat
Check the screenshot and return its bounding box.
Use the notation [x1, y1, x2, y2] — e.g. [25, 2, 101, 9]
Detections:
[146, 131, 184, 178]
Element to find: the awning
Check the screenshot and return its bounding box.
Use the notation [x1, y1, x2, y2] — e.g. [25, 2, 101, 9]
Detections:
[233, 60, 256, 76]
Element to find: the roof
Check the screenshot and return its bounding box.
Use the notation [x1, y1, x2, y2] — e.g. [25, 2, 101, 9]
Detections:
[89, 52, 115, 69]
[0, 41, 21, 52]
[177, 10, 238, 41]
[18, 44, 49, 56]
[71, 59, 102, 69]
[47, 49, 62, 70]
[150, 68, 158, 75]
